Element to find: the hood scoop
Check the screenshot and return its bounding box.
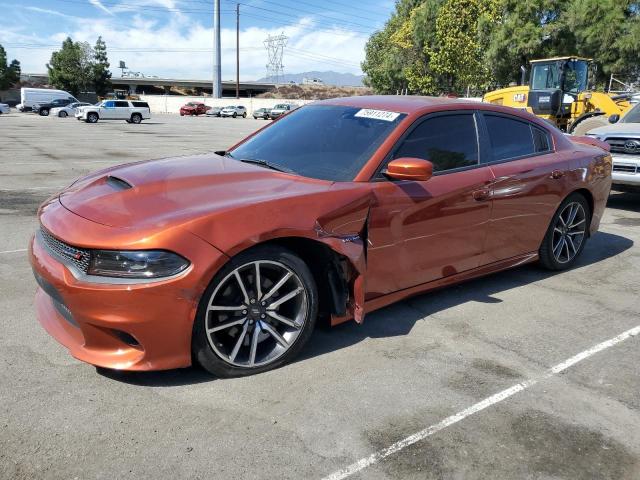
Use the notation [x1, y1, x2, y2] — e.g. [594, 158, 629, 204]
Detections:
[106, 175, 133, 191]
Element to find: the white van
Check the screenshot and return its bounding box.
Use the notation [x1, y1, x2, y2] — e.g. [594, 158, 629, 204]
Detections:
[18, 88, 77, 112]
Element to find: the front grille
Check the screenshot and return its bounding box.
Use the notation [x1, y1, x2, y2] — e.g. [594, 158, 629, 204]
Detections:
[606, 137, 640, 154]
[39, 228, 91, 273]
[612, 164, 638, 174]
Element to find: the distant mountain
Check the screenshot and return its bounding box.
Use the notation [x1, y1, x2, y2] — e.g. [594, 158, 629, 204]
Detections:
[256, 71, 364, 87]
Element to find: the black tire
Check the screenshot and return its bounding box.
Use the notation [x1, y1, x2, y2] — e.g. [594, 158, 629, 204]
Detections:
[242, 112, 247, 118]
[192, 245, 318, 377]
[59, 111, 68, 118]
[40, 108, 49, 116]
[130, 113, 142, 124]
[233, 112, 237, 118]
[539, 192, 591, 270]
[86, 112, 99, 123]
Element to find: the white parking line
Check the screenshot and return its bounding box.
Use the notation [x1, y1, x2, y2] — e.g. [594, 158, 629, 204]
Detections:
[323, 325, 640, 480]
[0, 249, 27, 254]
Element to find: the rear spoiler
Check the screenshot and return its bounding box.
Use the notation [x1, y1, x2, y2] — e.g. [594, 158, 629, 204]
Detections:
[566, 134, 610, 152]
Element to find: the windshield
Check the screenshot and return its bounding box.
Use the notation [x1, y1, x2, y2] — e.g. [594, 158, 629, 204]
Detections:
[274, 104, 288, 109]
[531, 63, 561, 90]
[622, 103, 640, 123]
[229, 104, 406, 182]
[225, 105, 235, 109]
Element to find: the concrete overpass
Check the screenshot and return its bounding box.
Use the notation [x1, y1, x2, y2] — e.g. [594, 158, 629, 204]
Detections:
[20, 73, 277, 97]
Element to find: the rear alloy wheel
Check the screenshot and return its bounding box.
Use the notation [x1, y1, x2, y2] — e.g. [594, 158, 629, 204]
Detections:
[86, 112, 99, 123]
[539, 193, 590, 270]
[59, 111, 68, 118]
[40, 108, 50, 116]
[193, 246, 318, 377]
[130, 113, 142, 124]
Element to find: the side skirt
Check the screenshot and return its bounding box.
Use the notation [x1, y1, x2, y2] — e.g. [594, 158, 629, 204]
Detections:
[331, 252, 539, 326]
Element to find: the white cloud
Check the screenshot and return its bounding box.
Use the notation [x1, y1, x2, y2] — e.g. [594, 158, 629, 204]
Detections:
[2, 11, 369, 80]
[89, 0, 113, 16]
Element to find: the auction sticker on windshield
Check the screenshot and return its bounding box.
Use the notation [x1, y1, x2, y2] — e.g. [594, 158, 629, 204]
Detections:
[354, 109, 401, 122]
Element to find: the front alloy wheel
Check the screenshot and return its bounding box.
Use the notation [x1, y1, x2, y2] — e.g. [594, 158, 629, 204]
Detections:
[193, 246, 317, 377]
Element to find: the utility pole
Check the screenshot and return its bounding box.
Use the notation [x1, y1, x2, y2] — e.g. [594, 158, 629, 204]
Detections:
[236, 3, 240, 99]
[212, 0, 221, 98]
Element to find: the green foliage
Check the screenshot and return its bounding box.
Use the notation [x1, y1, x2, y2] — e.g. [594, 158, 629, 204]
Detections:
[47, 36, 113, 96]
[0, 44, 21, 90]
[428, 0, 501, 91]
[363, 0, 640, 94]
[93, 36, 112, 96]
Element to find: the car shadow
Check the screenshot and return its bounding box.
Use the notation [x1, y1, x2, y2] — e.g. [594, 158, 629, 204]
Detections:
[98, 230, 633, 386]
[608, 191, 640, 213]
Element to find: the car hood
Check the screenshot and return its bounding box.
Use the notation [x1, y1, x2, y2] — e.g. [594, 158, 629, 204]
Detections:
[58, 153, 332, 228]
[588, 123, 640, 137]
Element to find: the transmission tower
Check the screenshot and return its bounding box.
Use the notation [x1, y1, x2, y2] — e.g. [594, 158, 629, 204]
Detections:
[264, 33, 287, 84]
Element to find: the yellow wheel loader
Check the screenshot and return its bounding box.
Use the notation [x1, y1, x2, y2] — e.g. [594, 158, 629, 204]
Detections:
[483, 57, 633, 135]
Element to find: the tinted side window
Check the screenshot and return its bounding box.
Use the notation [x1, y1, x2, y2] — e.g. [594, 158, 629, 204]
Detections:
[114, 101, 129, 108]
[393, 114, 478, 172]
[532, 126, 551, 152]
[485, 115, 535, 161]
[132, 101, 149, 108]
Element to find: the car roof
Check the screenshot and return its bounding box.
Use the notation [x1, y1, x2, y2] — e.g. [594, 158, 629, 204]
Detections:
[317, 95, 481, 114]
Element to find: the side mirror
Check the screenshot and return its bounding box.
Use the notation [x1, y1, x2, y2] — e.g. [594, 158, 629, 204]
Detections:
[609, 114, 620, 124]
[384, 158, 433, 182]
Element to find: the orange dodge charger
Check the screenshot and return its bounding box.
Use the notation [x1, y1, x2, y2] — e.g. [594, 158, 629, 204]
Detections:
[30, 96, 612, 377]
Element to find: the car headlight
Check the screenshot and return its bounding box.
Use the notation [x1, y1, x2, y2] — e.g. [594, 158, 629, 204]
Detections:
[88, 250, 189, 278]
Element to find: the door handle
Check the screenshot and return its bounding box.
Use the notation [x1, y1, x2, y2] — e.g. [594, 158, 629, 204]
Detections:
[472, 188, 491, 201]
[551, 169, 565, 179]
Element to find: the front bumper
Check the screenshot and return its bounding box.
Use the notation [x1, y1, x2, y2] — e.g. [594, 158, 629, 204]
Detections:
[611, 153, 640, 187]
[29, 203, 229, 371]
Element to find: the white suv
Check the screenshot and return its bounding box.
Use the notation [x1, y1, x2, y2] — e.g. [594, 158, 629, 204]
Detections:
[587, 103, 640, 193]
[220, 105, 247, 118]
[76, 100, 151, 124]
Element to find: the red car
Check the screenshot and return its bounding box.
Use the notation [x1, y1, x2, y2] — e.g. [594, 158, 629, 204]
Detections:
[29, 96, 612, 377]
[179, 102, 210, 116]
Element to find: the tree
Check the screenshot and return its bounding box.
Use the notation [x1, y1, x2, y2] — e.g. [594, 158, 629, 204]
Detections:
[92, 36, 111, 96]
[47, 37, 91, 96]
[428, 0, 501, 91]
[484, 0, 640, 87]
[0, 44, 21, 90]
[364, 0, 640, 94]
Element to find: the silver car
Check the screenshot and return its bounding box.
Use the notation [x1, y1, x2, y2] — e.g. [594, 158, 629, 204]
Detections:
[51, 102, 91, 118]
[220, 105, 247, 118]
[587, 103, 640, 192]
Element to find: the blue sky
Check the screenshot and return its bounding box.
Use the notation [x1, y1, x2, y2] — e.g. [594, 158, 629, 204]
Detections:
[0, 0, 394, 80]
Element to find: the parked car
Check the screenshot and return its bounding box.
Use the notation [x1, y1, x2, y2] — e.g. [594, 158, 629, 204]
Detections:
[180, 102, 210, 116]
[587, 102, 640, 193]
[29, 96, 611, 377]
[252, 107, 271, 120]
[76, 100, 151, 123]
[0, 103, 9, 114]
[206, 106, 222, 117]
[20, 88, 77, 113]
[51, 102, 92, 118]
[221, 105, 247, 118]
[269, 103, 297, 119]
[33, 97, 79, 116]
